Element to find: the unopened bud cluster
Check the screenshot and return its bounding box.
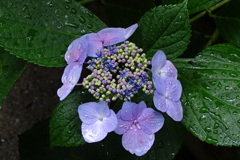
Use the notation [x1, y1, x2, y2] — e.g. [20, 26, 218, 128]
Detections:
[82, 41, 153, 102]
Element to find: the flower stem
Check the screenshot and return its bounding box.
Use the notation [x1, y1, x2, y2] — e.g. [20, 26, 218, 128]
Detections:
[190, 0, 231, 23]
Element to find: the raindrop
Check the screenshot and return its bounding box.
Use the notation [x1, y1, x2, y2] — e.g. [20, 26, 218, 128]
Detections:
[79, 16, 86, 23]
[213, 130, 218, 134]
[230, 73, 237, 78]
[70, 8, 77, 14]
[65, 0, 71, 3]
[65, 5, 70, 10]
[223, 64, 228, 68]
[24, 14, 32, 19]
[199, 107, 208, 113]
[65, 21, 79, 28]
[204, 127, 211, 133]
[213, 123, 219, 129]
[47, 1, 54, 7]
[87, 24, 93, 29]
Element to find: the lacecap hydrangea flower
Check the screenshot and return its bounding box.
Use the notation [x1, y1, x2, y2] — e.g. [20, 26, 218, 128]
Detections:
[58, 23, 184, 157]
[78, 101, 117, 143]
[57, 24, 138, 100]
[114, 101, 164, 156]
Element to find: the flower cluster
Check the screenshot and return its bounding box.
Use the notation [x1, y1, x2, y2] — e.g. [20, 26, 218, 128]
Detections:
[82, 41, 153, 102]
[58, 24, 183, 156]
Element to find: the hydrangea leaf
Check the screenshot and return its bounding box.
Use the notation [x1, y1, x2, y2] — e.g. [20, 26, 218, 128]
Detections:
[0, 0, 106, 67]
[0, 47, 26, 109]
[50, 90, 95, 147]
[135, 0, 191, 59]
[214, 0, 240, 48]
[173, 44, 240, 146]
[162, 0, 221, 14]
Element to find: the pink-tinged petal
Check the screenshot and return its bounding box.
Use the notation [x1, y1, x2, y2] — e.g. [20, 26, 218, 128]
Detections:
[153, 91, 167, 112]
[120, 101, 145, 121]
[122, 127, 155, 156]
[114, 113, 133, 135]
[61, 63, 82, 84]
[166, 100, 183, 121]
[151, 50, 167, 78]
[64, 35, 88, 64]
[119, 101, 137, 121]
[95, 101, 111, 118]
[153, 76, 166, 94]
[81, 122, 107, 143]
[57, 82, 74, 101]
[86, 33, 103, 57]
[78, 102, 99, 125]
[102, 110, 118, 132]
[160, 60, 178, 79]
[138, 108, 164, 135]
[132, 101, 147, 118]
[166, 78, 182, 101]
[98, 24, 138, 46]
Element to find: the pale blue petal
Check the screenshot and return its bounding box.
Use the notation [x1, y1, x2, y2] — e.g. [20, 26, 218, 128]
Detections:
[102, 110, 118, 132]
[120, 101, 145, 121]
[85, 33, 103, 57]
[153, 90, 167, 112]
[57, 82, 74, 101]
[166, 78, 182, 101]
[151, 50, 166, 78]
[98, 24, 138, 46]
[78, 102, 99, 125]
[160, 60, 178, 79]
[138, 108, 164, 135]
[166, 100, 183, 121]
[95, 101, 111, 117]
[81, 122, 107, 143]
[122, 127, 155, 156]
[114, 112, 133, 135]
[152, 76, 166, 94]
[61, 63, 82, 84]
[64, 35, 88, 64]
[58, 63, 82, 100]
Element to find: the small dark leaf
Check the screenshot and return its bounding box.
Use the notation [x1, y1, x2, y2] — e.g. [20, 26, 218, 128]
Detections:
[0, 47, 26, 109]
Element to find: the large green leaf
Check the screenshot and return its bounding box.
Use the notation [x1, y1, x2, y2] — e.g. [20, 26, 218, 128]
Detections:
[162, 0, 221, 14]
[50, 90, 95, 147]
[135, 0, 191, 60]
[174, 44, 240, 146]
[0, 0, 106, 67]
[215, 0, 240, 48]
[0, 47, 26, 109]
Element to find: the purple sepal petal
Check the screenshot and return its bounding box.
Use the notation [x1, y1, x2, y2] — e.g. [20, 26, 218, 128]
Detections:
[160, 60, 178, 79]
[98, 24, 138, 46]
[153, 90, 167, 112]
[95, 101, 111, 117]
[166, 100, 183, 121]
[81, 122, 108, 143]
[138, 108, 164, 135]
[120, 101, 145, 121]
[102, 110, 118, 132]
[152, 76, 165, 94]
[61, 63, 83, 84]
[78, 102, 99, 125]
[166, 78, 182, 101]
[85, 33, 103, 57]
[114, 112, 133, 135]
[57, 82, 74, 101]
[64, 35, 88, 64]
[122, 128, 155, 156]
[151, 50, 166, 77]
[57, 63, 82, 100]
